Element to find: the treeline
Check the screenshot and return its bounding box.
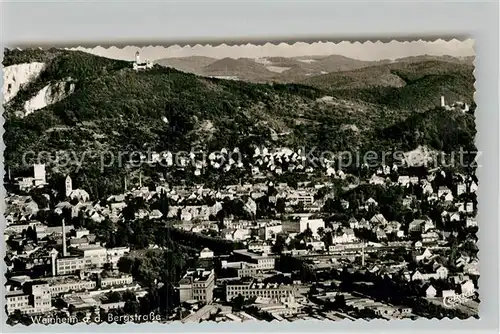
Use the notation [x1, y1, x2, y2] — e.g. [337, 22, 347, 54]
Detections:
[166, 227, 245, 254]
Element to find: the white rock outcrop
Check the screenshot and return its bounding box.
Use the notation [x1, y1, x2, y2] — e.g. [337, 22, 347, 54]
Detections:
[3, 62, 46, 103]
[23, 79, 75, 116]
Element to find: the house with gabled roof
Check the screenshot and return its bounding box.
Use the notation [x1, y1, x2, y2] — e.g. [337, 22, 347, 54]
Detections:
[357, 218, 371, 230]
[370, 213, 387, 225]
[409, 176, 419, 185]
[413, 248, 433, 263]
[369, 174, 386, 185]
[348, 217, 359, 229]
[425, 284, 437, 298]
[375, 228, 388, 241]
[366, 197, 378, 207]
[449, 212, 461, 222]
[438, 186, 453, 202]
[421, 180, 434, 195]
[398, 176, 410, 187]
[411, 270, 424, 281]
[461, 280, 475, 295]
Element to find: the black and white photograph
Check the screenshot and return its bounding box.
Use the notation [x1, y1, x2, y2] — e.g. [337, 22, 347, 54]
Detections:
[3, 39, 479, 325]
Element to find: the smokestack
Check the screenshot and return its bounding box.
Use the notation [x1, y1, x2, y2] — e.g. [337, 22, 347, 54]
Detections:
[440, 96, 446, 107]
[62, 219, 68, 257]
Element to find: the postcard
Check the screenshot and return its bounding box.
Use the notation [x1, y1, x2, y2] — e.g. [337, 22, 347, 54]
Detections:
[3, 38, 478, 325]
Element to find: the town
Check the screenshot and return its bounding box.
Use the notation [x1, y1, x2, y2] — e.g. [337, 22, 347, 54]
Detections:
[4, 142, 479, 324]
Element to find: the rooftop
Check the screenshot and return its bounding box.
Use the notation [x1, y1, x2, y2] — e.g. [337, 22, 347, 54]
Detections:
[233, 249, 273, 259]
[6, 290, 29, 297]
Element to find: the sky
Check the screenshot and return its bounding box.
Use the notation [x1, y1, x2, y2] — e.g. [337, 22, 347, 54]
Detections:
[69, 39, 475, 62]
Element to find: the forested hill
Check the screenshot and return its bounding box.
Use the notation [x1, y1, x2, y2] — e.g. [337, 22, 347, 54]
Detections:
[3, 49, 476, 197]
[302, 60, 475, 111]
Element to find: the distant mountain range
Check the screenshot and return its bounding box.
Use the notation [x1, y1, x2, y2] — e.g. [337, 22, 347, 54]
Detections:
[155, 54, 474, 83]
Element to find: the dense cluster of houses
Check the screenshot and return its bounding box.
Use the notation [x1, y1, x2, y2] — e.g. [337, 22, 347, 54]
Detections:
[5, 144, 479, 321]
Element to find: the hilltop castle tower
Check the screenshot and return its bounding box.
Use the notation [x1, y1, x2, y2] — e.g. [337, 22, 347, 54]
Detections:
[133, 50, 153, 71]
[135, 51, 141, 64]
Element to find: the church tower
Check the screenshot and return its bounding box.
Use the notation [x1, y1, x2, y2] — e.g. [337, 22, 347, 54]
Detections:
[65, 175, 73, 198]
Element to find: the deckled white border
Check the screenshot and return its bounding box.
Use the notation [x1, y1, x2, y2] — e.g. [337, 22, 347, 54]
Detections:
[1, 1, 498, 333]
[65, 39, 474, 61]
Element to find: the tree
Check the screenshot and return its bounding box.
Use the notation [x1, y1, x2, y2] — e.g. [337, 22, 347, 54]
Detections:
[124, 300, 140, 315]
[76, 311, 87, 322]
[308, 285, 319, 296]
[7, 309, 33, 326]
[122, 289, 137, 302]
[117, 257, 135, 274]
[232, 295, 245, 311]
[276, 198, 286, 214]
[303, 227, 313, 240]
[272, 234, 287, 254]
[333, 294, 346, 309]
[106, 291, 122, 303]
[317, 227, 325, 239]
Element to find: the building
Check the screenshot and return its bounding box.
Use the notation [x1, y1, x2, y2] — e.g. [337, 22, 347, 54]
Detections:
[5, 221, 42, 234]
[55, 256, 86, 276]
[331, 228, 357, 244]
[408, 219, 434, 233]
[425, 285, 437, 298]
[199, 248, 214, 259]
[133, 51, 153, 71]
[258, 223, 283, 240]
[225, 281, 297, 301]
[33, 164, 46, 185]
[46, 277, 97, 296]
[457, 183, 467, 196]
[73, 245, 108, 268]
[435, 266, 449, 280]
[99, 274, 133, 288]
[54, 244, 109, 275]
[5, 281, 52, 315]
[233, 249, 275, 270]
[461, 280, 475, 295]
[221, 261, 261, 279]
[16, 164, 47, 191]
[413, 248, 433, 263]
[5, 290, 30, 315]
[288, 217, 325, 237]
[438, 186, 454, 202]
[178, 269, 215, 303]
[287, 191, 314, 206]
[106, 247, 130, 268]
[236, 264, 259, 279]
[65, 175, 73, 197]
